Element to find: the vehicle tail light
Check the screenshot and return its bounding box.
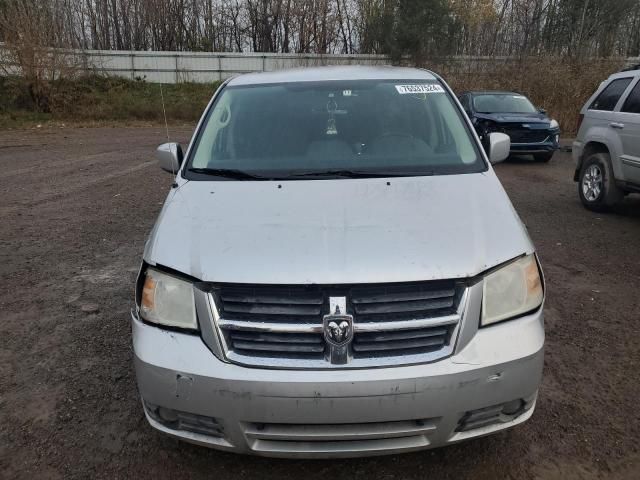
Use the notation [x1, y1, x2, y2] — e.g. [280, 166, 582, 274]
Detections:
[576, 113, 584, 132]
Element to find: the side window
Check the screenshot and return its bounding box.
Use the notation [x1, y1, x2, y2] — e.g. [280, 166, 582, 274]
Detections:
[621, 80, 640, 114]
[589, 78, 633, 111]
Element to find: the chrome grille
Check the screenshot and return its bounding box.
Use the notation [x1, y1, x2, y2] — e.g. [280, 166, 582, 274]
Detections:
[218, 285, 324, 323]
[228, 331, 324, 356]
[210, 280, 466, 369]
[353, 326, 449, 354]
[350, 281, 456, 321]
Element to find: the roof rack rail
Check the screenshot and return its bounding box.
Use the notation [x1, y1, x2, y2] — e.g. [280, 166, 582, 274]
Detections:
[621, 63, 640, 72]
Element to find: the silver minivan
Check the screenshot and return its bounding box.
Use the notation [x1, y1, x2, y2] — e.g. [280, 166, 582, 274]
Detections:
[132, 66, 545, 457]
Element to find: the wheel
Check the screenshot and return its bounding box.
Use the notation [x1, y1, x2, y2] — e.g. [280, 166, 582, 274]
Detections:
[534, 152, 554, 162]
[578, 152, 622, 212]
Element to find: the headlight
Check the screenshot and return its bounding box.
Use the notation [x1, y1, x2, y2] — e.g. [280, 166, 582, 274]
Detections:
[140, 268, 198, 330]
[481, 254, 543, 326]
[549, 119, 559, 129]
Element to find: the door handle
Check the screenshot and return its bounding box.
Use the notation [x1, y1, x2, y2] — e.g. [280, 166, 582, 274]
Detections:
[610, 122, 625, 129]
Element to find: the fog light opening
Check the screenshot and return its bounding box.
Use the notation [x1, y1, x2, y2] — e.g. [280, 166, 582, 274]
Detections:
[501, 399, 525, 416]
[158, 406, 179, 423]
[456, 398, 529, 433]
[143, 400, 224, 438]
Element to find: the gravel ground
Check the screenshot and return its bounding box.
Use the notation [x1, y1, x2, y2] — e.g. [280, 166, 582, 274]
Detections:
[1, 127, 639, 479]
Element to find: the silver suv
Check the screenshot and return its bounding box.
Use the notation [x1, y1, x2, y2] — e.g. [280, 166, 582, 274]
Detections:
[574, 67, 640, 211]
[133, 66, 545, 457]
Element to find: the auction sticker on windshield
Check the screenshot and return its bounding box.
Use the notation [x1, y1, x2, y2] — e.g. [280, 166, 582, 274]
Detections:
[395, 84, 445, 94]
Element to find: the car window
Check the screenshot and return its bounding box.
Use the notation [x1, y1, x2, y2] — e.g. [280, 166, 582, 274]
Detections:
[186, 80, 485, 180]
[589, 78, 633, 111]
[472, 94, 537, 114]
[621, 80, 640, 114]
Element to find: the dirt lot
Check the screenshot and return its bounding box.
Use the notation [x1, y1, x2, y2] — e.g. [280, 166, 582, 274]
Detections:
[1, 127, 639, 479]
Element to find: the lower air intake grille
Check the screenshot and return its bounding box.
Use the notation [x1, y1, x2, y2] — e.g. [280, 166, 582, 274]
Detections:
[243, 418, 437, 456]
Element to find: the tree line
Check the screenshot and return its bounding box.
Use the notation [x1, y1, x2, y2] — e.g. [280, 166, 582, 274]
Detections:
[1, 0, 640, 61]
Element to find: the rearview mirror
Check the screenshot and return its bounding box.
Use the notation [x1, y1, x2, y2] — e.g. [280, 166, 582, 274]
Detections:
[488, 132, 510, 165]
[157, 143, 183, 173]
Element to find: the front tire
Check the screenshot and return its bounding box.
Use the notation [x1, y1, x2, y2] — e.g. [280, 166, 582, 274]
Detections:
[578, 152, 622, 212]
[534, 152, 554, 162]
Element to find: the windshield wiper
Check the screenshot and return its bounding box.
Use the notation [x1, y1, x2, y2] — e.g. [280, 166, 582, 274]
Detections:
[287, 169, 434, 179]
[189, 167, 435, 180]
[187, 167, 268, 180]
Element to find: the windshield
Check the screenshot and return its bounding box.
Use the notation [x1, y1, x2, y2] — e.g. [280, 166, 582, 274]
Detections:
[473, 94, 538, 114]
[186, 80, 484, 180]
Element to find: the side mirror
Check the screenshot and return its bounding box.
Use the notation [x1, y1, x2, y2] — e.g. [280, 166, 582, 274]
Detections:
[488, 132, 510, 164]
[157, 143, 183, 173]
[538, 108, 547, 114]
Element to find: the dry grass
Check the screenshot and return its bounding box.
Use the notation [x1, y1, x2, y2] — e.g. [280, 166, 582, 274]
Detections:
[0, 75, 219, 128]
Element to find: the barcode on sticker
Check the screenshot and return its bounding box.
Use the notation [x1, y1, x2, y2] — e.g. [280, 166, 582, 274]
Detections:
[395, 84, 445, 94]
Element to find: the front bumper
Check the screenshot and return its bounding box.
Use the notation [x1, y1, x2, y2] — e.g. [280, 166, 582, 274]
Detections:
[509, 133, 560, 154]
[132, 307, 544, 458]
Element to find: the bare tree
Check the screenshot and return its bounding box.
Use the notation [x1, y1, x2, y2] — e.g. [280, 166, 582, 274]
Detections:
[0, 0, 85, 111]
[1, 0, 640, 58]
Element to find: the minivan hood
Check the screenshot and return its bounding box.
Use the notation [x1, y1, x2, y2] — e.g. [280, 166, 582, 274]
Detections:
[145, 172, 533, 284]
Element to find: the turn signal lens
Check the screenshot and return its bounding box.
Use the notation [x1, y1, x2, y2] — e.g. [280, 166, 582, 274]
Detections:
[141, 276, 156, 311]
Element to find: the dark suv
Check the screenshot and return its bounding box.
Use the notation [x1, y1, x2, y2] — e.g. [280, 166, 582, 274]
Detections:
[459, 91, 560, 162]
